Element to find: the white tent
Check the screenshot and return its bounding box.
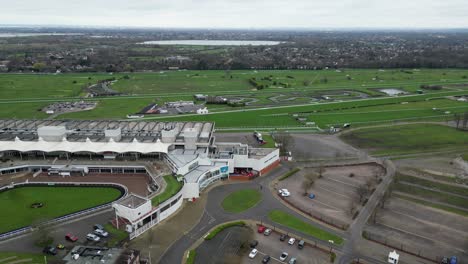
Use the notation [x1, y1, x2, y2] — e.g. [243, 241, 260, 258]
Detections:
[0, 137, 171, 154]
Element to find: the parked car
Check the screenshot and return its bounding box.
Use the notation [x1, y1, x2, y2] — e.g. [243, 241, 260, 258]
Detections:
[249, 240, 258, 248]
[262, 255, 271, 263]
[280, 252, 289, 261]
[450, 256, 458, 264]
[65, 233, 78, 242]
[289, 257, 297, 264]
[86, 233, 100, 242]
[258, 225, 266, 233]
[278, 189, 290, 197]
[93, 224, 104, 230]
[264, 228, 272, 236]
[42, 246, 57, 255]
[308, 193, 316, 199]
[56, 244, 65, 250]
[94, 229, 109, 237]
[248, 249, 258, 259]
[280, 234, 288, 241]
[298, 240, 305, 249]
[288, 237, 296, 245]
[441, 257, 449, 264]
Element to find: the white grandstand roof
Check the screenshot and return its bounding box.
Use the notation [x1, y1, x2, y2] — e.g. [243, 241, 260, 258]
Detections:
[0, 137, 171, 154]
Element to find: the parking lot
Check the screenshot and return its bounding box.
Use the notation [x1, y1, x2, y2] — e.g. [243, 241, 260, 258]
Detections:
[0, 210, 115, 256]
[278, 163, 385, 228]
[242, 228, 331, 264]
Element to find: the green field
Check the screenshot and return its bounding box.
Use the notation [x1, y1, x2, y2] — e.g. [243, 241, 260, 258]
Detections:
[341, 124, 468, 155]
[396, 174, 468, 196]
[0, 186, 122, 234]
[268, 210, 343, 244]
[0, 251, 51, 263]
[0, 69, 467, 127]
[151, 175, 183, 206]
[221, 189, 262, 213]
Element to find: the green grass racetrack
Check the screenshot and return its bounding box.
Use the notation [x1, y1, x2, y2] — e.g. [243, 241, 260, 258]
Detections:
[0, 186, 122, 234]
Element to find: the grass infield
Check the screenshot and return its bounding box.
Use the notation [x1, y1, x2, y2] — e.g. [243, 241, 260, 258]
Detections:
[0, 186, 122, 234]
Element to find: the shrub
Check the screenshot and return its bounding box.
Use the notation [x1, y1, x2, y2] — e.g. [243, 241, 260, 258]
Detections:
[278, 168, 300, 181]
[186, 250, 196, 264]
[349, 173, 355, 178]
[330, 252, 336, 262]
[204, 221, 246, 240]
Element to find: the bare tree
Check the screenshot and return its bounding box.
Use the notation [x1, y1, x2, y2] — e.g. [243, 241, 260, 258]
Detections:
[356, 184, 369, 203]
[317, 163, 325, 178]
[301, 173, 318, 196]
[454, 113, 461, 129]
[274, 132, 294, 154]
[347, 200, 357, 216]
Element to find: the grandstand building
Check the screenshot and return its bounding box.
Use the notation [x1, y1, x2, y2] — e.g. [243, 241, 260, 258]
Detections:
[0, 119, 279, 199]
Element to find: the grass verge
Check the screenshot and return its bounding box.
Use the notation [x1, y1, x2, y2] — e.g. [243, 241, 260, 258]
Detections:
[278, 168, 301, 181]
[104, 223, 129, 247]
[341, 124, 468, 156]
[395, 182, 468, 209]
[394, 194, 468, 217]
[396, 173, 468, 196]
[268, 210, 343, 245]
[152, 175, 183, 206]
[204, 221, 246, 240]
[0, 251, 51, 263]
[221, 189, 262, 213]
[186, 250, 196, 264]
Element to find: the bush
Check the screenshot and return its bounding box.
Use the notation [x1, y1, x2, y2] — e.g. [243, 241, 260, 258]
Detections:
[204, 221, 246, 240]
[349, 173, 355, 178]
[278, 168, 301, 181]
[330, 252, 336, 262]
[186, 250, 196, 264]
[352, 210, 360, 220]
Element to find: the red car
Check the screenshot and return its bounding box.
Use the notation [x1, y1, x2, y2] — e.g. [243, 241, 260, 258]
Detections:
[65, 233, 78, 242]
[257, 225, 266, 233]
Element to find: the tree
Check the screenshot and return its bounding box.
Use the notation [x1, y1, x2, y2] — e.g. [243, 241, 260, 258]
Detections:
[454, 113, 462, 129]
[317, 163, 325, 178]
[356, 184, 369, 203]
[274, 132, 294, 155]
[347, 200, 357, 216]
[302, 173, 318, 196]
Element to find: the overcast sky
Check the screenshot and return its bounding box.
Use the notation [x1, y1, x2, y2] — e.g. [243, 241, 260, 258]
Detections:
[1, 0, 468, 29]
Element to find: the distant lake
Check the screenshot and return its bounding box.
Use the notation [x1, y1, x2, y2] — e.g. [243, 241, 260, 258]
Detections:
[140, 40, 282, 46]
[0, 33, 83, 38]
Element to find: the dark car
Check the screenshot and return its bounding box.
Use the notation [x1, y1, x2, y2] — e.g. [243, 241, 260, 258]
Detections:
[42, 246, 57, 255]
[262, 255, 271, 263]
[249, 240, 258, 248]
[93, 224, 104, 230]
[280, 234, 287, 241]
[65, 233, 78, 242]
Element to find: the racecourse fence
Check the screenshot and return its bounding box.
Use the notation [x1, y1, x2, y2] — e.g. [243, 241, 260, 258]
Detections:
[0, 181, 128, 241]
[362, 230, 440, 263]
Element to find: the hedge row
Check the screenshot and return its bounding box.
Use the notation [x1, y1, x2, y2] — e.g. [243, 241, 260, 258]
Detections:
[204, 221, 246, 240]
[278, 168, 301, 181]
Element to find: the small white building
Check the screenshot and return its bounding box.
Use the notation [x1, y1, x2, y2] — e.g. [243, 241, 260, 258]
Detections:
[388, 250, 399, 264]
[196, 107, 209, 115]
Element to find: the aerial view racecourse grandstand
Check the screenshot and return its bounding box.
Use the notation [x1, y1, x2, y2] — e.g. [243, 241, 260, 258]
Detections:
[0, 119, 279, 240]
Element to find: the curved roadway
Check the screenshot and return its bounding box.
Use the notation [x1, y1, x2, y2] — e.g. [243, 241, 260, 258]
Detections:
[160, 160, 396, 264]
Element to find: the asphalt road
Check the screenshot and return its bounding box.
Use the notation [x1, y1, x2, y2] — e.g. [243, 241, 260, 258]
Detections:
[160, 159, 396, 264]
